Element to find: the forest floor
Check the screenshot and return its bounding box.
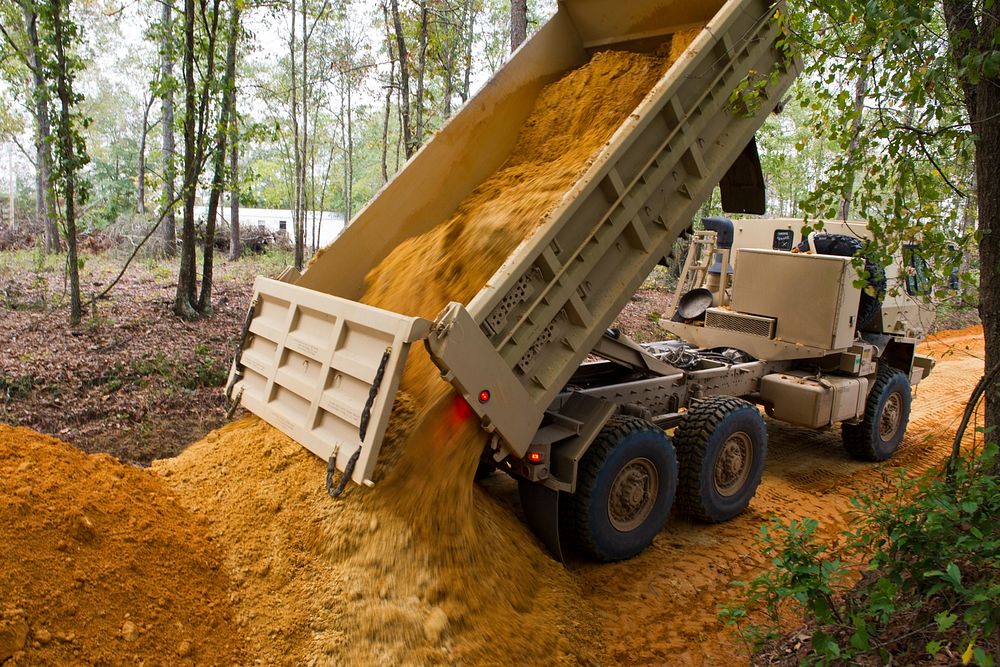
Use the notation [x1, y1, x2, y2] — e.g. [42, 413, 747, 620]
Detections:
[0, 248, 289, 464]
[0, 248, 679, 465]
[0, 246, 987, 664]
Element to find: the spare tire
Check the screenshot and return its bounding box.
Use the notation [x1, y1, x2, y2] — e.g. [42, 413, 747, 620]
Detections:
[797, 233, 886, 332]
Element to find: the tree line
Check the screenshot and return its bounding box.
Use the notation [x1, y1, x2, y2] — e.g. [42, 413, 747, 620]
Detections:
[0, 0, 536, 321]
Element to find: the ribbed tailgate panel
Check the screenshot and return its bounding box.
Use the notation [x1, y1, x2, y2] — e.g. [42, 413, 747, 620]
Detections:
[230, 277, 430, 486]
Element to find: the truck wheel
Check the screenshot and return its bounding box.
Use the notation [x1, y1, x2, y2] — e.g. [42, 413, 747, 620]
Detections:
[565, 417, 677, 562]
[675, 397, 767, 523]
[842, 367, 911, 461]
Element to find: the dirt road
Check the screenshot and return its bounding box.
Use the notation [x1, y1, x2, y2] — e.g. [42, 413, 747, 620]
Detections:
[561, 325, 984, 665]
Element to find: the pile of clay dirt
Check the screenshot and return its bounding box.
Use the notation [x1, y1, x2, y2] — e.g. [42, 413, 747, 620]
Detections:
[157, 32, 701, 666]
[0, 425, 243, 665]
[157, 415, 599, 665]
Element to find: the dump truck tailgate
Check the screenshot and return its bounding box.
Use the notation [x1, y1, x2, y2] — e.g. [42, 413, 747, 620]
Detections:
[229, 277, 430, 486]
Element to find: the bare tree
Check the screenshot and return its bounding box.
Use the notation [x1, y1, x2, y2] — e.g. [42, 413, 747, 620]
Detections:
[137, 91, 157, 214]
[160, 0, 176, 255]
[228, 110, 241, 260]
[16, 1, 59, 252]
[199, 0, 241, 313]
[390, 0, 414, 158]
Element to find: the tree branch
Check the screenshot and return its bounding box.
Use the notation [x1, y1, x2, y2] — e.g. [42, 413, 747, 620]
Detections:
[0, 20, 32, 69]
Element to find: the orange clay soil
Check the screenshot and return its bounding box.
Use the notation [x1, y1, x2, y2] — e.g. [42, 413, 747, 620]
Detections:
[0, 425, 243, 666]
[155, 37, 700, 666]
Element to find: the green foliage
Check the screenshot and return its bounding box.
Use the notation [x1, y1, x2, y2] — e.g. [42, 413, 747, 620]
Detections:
[722, 444, 1000, 664]
[729, 8, 796, 117]
[0, 373, 36, 401]
[35, 0, 90, 206]
[92, 345, 228, 393]
[186, 342, 228, 389]
[719, 518, 849, 653]
[782, 0, 980, 296]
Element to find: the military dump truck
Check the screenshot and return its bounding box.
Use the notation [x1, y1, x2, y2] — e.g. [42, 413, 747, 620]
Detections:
[225, 0, 936, 561]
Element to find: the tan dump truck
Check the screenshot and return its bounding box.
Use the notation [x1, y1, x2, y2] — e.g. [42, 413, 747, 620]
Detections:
[225, 0, 935, 561]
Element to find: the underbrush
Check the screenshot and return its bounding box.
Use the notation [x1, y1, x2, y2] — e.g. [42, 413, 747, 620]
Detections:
[722, 442, 1000, 666]
[92, 344, 229, 393]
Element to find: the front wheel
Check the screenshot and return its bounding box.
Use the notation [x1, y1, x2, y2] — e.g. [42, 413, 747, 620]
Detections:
[675, 397, 768, 523]
[564, 417, 678, 562]
[842, 367, 911, 461]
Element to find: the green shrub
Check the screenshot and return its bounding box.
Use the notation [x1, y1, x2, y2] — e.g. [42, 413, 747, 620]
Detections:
[722, 442, 1000, 666]
[0, 374, 36, 401]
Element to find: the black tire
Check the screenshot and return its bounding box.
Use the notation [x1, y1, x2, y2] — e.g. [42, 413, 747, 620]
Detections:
[564, 416, 678, 562]
[842, 367, 911, 461]
[675, 397, 767, 523]
[797, 233, 887, 332]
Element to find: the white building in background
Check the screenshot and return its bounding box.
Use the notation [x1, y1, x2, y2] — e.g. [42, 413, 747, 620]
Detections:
[193, 206, 347, 248]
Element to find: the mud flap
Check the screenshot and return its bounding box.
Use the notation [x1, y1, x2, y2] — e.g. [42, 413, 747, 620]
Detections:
[518, 479, 564, 562]
[719, 137, 765, 215]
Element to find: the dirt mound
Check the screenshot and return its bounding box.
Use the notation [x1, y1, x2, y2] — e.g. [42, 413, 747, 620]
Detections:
[157, 416, 598, 665]
[157, 36, 700, 665]
[0, 425, 242, 665]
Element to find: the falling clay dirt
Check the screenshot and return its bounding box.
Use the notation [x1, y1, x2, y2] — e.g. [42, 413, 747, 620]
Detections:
[155, 35, 702, 666]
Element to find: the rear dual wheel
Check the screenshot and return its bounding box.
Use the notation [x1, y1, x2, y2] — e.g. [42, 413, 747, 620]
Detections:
[564, 417, 678, 562]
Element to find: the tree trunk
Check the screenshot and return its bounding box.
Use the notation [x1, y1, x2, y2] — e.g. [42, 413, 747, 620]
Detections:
[318, 137, 335, 244]
[346, 73, 353, 222]
[442, 47, 454, 118]
[390, 0, 414, 158]
[137, 93, 155, 215]
[838, 58, 869, 221]
[49, 0, 82, 325]
[510, 0, 527, 52]
[309, 79, 319, 252]
[975, 85, 1000, 439]
[21, 3, 59, 253]
[382, 54, 394, 184]
[942, 0, 1000, 441]
[290, 0, 304, 270]
[461, 0, 474, 102]
[415, 0, 428, 146]
[161, 0, 176, 255]
[174, 0, 199, 318]
[381, 1, 395, 184]
[198, 0, 240, 314]
[299, 0, 309, 265]
[229, 113, 241, 260]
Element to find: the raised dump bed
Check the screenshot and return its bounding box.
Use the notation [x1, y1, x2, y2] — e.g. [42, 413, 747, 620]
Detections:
[228, 0, 799, 490]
